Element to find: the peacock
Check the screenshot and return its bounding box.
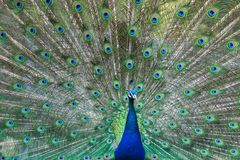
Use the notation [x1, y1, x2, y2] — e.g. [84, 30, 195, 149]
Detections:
[0, 0, 240, 159]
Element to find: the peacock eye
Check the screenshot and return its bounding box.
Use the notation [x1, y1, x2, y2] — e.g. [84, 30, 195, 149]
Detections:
[29, 27, 36, 34]
[178, 10, 184, 17]
[198, 38, 204, 44]
[150, 14, 160, 25]
[177, 64, 182, 69]
[143, 48, 153, 59]
[208, 10, 215, 16]
[128, 27, 138, 37]
[130, 29, 135, 35]
[76, 5, 81, 9]
[86, 34, 90, 39]
[45, 0, 53, 6]
[227, 41, 235, 49]
[16, 2, 23, 9]
[0, 32, 7, 38]
[58, 27, 63, 33]
[133, 0, 143, 5]
[135, 0, 140, 4]
[211, 66, 217, 71]
[161, 49, 166, 54]
[73, 1, 84, 13]
[229, 42, 233, 47]
[103, 12, 109, 18]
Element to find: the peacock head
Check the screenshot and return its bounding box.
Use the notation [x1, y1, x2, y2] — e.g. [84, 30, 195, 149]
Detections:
[128, 89, 137, 100]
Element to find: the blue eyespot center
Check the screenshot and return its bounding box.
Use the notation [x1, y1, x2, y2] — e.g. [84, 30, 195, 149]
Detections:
[177, 64, 182, 70]
[211, 66, 217, 71]
[106, 47, 111, 52]
[144, 51, 150, 56]
[130, 29, 135, 35]
[103, 12, 109, 18]
[228, 42, 234, 48]
[58, 27, 63, 33]
[30, 28, 36, 33]
[126, 62, 134, 69]
[94, 91, 99, 96]
[155, 73, 160, 78]
[152, 17, 157, 23]
[18, 55, 23, 60]
[42, 79, 46, 84]
[161, 49, 166, 54]
[135, 0, 141, 4]
[44, 52, 49, 57]
[211, 89, 216, 94]
[208, 10, 215, 16]
[58, 120, 63, 124]
[46, 0, 52, 5]
[16, 2, 23, 8]
[178, 11, 184, 17]
[86, 34, 91, 39]
[76, 4, 82, 10]
[198, 38, 204, 44]
[185, 90, 190, 94]
[0, 32, 6, 38]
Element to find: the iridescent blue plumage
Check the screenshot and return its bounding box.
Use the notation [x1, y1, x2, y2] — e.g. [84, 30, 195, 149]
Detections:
[115, 89, 145, 160]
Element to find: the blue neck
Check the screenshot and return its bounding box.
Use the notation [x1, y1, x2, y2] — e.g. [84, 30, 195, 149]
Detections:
[125, 98, 140, 132]
[115, 98, 145, 160]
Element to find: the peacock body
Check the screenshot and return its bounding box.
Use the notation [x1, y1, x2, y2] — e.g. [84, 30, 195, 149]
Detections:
[0, 0, 240, 159]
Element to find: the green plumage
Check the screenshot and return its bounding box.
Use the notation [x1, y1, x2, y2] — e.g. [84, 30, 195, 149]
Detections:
[0, 0, 240, 159]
